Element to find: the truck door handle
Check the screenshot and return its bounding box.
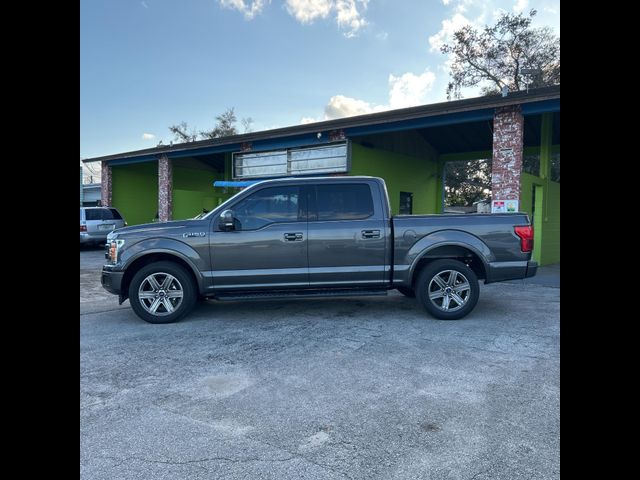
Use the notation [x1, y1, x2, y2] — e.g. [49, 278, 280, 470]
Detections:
[361, 229, 381, 239]
[284, 232, 303, 241]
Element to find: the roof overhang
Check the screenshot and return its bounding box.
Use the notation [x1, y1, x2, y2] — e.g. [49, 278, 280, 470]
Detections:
[83, 85, 559, 165]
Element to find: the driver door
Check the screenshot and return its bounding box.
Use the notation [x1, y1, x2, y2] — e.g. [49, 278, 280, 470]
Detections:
[209, 185, 309, 290]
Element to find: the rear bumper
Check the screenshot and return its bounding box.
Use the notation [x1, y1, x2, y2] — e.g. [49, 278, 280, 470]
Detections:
[486, 260, 537, 283]
[525, 261, 538, 278]
[80, 232, 108, 244]
[101, 267, 124, 295]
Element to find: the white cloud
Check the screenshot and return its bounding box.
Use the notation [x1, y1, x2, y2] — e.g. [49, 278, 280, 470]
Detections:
[284, 0, 368, 37]
[314, 68, 436, 122]
[513, 0, 528, 13]
[142, 133, 155, 140]
[323, 94, 386, 119]
[335, 0, 369, 37]
[428, 12, 473, 52]
[388, 71, 436, 108]
[285, 0, 332, 23]
[219, 0, 269, 20]
[376, 31, 388, 40]
[451, 0, 476, 14]
[141, 1, 149, 9]
[442, 0, 452, 4]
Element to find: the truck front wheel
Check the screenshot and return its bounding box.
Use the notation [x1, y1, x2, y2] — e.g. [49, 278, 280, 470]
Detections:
[416, 259, 479, 320]
[128, 261, 197, 324]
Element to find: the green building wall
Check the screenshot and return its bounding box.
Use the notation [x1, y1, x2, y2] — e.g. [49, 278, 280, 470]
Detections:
[350, 143, 440, 215]
[112, 162, 158, 226]
[172, 164, 223, 220]
[109, 143, 558, 264]
[520, 172, 560, 266]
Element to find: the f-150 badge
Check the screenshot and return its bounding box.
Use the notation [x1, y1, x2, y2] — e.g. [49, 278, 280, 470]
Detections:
[183, 232, 207, 238]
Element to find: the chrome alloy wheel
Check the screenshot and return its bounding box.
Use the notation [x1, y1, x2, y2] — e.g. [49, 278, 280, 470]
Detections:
[427, 270, 471, 312]
[138, 272, 184, 316]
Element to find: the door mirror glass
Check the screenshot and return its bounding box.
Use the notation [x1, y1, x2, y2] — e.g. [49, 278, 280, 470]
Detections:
[220, 209, 235, 231]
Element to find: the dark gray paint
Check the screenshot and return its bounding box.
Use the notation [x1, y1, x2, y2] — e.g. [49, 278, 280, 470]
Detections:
[101, 176, 535, 301]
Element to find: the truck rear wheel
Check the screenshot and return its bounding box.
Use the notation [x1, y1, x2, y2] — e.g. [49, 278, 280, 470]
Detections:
[416, 259, 479, 320]
[128, 261, 197, 324]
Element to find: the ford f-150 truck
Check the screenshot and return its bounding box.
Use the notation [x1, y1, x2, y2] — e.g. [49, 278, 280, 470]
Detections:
[101, 176, 537, 323]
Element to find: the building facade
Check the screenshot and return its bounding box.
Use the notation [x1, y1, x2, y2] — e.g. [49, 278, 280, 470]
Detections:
[84, 86, 559, 265]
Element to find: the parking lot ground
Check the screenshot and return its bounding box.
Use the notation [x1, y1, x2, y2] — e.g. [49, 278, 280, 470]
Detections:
[81, 248, 559, 480]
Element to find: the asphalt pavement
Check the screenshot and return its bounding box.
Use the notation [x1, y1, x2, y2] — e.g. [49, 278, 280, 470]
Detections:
[80, 247, 559, 480]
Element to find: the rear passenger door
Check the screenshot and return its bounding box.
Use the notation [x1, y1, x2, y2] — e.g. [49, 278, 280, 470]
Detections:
[307, 182, 387, 287]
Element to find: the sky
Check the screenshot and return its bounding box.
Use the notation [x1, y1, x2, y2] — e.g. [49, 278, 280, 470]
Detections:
[80, 0, 560, 159]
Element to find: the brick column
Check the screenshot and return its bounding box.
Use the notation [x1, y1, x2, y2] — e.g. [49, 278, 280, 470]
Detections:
[158, 155, 173, 222]
[100, 161, 112, 207]
[491, 105, 524, 206]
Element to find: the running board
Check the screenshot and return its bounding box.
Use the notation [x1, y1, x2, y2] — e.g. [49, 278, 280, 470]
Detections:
[212, 288, 388, 301]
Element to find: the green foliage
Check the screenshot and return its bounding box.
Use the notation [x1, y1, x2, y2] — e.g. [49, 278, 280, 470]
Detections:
[441, 9, 560, 99]
[169, 108, 253, 143]
[200, 107, 238, 139]
[444, 159, 492, 207]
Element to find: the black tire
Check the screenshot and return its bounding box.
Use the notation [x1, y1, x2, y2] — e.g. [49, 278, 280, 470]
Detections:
[128, 261, 197, 324]
[396, 286, 416, 298]
[415, 259, 479, 320]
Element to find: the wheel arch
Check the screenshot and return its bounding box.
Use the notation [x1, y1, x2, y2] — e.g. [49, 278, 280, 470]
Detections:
[121, 251, 203, 303]
[410, 243, 488, 289]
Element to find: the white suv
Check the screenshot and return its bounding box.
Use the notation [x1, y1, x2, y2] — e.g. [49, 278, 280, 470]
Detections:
[80, 207, 126, 245]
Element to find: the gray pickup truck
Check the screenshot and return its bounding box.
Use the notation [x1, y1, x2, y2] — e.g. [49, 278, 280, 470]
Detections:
[101, 176, 537, 323]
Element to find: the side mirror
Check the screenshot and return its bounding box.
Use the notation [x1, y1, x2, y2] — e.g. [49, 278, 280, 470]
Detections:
[219, 209, 235, 231]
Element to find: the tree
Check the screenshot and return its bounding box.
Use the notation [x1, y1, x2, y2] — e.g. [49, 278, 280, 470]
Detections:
[169, 121, 198, 143]
[241, 117, 254, 133]
[200, 107, 238, 139]
[444, 159, 492, 207]
[441, 9, 560, 99]
[169, 107, 253, 143]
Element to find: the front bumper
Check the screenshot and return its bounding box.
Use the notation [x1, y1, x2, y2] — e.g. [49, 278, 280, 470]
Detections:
[101, 266, 124, 295]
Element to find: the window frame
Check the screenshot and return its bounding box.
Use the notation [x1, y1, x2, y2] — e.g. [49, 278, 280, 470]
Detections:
[309, 183, 375, 222]
[216, 185, 305, 232]
[232, 141, 350, 180]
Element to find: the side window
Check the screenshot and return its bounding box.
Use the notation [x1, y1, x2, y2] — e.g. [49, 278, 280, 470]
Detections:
[231, 186, 300, 231]
[316, 184, 374, 221]
[109, 208, 123, 220]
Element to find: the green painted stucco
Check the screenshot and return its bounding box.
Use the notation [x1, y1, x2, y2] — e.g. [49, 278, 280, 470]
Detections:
[112, 162, 158, 226]
[520, 173, 560, 266]
[520, 113, 560, 266]
[350, 143, 440, 215]
[172, 164, 222, 220]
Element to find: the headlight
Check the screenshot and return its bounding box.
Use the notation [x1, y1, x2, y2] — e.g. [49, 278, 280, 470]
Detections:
[108, 239, 125, 263]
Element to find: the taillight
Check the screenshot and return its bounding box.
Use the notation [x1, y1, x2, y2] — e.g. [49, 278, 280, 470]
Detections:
[80, 225, 87, 232]
[514, 225, 534, 253]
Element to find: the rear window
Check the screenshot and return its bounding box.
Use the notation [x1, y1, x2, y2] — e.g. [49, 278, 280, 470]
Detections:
[83, 208, 123, 220]
[316, 184, 374, 221]
[106, 208, 123, 220]
[84, 209, 102, 221]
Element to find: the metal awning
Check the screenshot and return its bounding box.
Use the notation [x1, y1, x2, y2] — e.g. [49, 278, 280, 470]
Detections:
[213, 180, 261, 188]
